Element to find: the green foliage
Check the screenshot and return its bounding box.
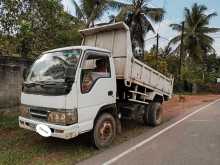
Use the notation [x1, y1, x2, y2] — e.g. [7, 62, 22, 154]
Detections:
[0, 112, 18, 129]
[169, 3, 220, 65]
[145, 41, 220, 93]
[167, 3, 220, 92]
[167, 54, 220, 93]
[0, 0, 82, 57]
[166, 55, 179, 78]
[71, 0, 125, 27]
[0, 34, 18, 56]
[182, 62, 203, 83]
[144, 52, 168, 75]
[116, 0, 165, 56]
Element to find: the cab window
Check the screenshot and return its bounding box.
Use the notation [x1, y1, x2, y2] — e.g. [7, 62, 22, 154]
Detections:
[81, 53, 111, 93]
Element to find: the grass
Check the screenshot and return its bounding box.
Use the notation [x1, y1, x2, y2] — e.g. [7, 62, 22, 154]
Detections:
[0, 110, 150, 165]
[0, 112, 18, 129]
[0, 111, 99, 165]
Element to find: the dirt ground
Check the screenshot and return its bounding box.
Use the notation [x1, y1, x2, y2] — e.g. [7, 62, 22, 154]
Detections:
[163, 94, 220, 120]
[0, 94, 219, 165]
[115, 94, 220, 143]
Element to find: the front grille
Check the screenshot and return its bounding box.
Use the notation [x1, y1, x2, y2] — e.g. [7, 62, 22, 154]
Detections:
[29, 107, 48, 121]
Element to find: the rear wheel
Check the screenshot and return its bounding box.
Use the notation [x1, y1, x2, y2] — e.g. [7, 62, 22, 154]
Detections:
[92, 113, 116, 149]
[143, 102, 163, 126]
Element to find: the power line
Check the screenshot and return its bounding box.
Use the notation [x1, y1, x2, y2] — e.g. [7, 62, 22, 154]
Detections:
[145, 35, 170, 42]
[144, 36, 157, 41]
[159, 36, 170, 41]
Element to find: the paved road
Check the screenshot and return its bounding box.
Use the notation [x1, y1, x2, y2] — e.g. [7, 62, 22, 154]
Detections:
[79, 99, 220, 165]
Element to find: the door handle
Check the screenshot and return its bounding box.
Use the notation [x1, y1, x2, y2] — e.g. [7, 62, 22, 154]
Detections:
[108, 91, 113, 96]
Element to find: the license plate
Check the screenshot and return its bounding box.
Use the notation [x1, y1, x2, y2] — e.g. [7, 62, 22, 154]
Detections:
[36, 124, 52, 137]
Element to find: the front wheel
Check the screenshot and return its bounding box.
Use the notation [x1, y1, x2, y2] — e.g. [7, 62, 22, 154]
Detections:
[92, 113, 116, 149]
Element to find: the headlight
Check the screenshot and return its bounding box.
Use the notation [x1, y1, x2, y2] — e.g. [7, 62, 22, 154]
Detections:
[48, 109, 78, 125]
[19, 105, 29, 117]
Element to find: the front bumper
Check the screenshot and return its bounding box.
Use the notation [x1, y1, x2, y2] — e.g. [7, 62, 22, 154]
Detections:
[19, 116, 79, 139]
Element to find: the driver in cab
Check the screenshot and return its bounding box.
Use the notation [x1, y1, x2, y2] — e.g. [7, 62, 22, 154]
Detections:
[82, 59, 109, 93]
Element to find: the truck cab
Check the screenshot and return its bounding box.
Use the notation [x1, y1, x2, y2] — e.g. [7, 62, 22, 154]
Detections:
[19, 46, 117, 148]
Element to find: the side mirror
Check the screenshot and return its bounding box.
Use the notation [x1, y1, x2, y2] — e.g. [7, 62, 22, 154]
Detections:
[23, 68, 29, 80]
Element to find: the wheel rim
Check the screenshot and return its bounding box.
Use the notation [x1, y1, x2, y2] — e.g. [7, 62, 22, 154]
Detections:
[99, 120, 113, 142]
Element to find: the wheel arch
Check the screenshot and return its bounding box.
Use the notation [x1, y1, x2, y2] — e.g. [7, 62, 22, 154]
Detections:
[93, 104, 117, 127]
[153, 94, 164, 103]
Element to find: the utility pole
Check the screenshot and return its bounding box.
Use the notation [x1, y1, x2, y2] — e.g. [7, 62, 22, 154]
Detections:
[179, 21, 185, 81]
[156, 33, 159, 68]
[156, 33, 159, 59]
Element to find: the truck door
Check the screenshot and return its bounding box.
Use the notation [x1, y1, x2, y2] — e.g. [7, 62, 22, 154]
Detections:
[77, 50, 116, 132]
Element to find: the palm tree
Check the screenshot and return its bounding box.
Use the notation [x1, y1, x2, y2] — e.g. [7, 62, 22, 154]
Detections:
[71, 0, 125, 27]
[116, 0, 165, 57]
[169, 3, 220, 64]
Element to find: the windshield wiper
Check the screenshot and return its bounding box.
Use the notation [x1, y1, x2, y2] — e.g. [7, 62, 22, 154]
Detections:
[39, 81, 67, 89]
[24, 80, 69, 90]
[24, 82, 43, 88]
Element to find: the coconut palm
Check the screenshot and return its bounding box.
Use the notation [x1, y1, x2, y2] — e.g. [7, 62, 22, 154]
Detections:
[116, 0, 165, 57]
[169, 3, 220, 64]
[71, 0, 125, 27]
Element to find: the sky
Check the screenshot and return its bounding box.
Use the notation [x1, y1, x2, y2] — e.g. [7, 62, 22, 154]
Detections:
[62, 0, 220, 55]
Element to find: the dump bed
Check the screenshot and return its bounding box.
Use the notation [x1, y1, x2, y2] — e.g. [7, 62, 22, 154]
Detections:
[80, 22, 173, 99]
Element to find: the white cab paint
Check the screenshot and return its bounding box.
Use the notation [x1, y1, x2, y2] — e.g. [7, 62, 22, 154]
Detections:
[21, 93, 66, 109]
[77, 52, 116, 132]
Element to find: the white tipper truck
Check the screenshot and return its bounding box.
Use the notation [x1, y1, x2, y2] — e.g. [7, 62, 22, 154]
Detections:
[19, 22, 173, 149]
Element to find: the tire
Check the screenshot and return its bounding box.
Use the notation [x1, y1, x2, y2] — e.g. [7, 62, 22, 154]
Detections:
[143, 105, 149, 126]
[143, 102, 163, 126]
[92, 113, 116, 149]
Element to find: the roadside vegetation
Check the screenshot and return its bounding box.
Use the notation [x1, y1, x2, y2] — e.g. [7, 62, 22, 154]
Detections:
[143, 3, 220, 93]
[0, 111, 97, 165]
[115, 0, 165, 56]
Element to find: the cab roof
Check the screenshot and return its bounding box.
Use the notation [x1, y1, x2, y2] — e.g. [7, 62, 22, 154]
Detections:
[80, 22, 129, 36]
[43, 46, 111, 54]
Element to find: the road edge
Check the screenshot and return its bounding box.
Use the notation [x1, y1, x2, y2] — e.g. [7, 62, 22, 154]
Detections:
[103, 98, 220, 165]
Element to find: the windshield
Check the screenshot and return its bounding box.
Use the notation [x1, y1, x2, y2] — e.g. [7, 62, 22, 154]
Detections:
[27, 49, 81, 83]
